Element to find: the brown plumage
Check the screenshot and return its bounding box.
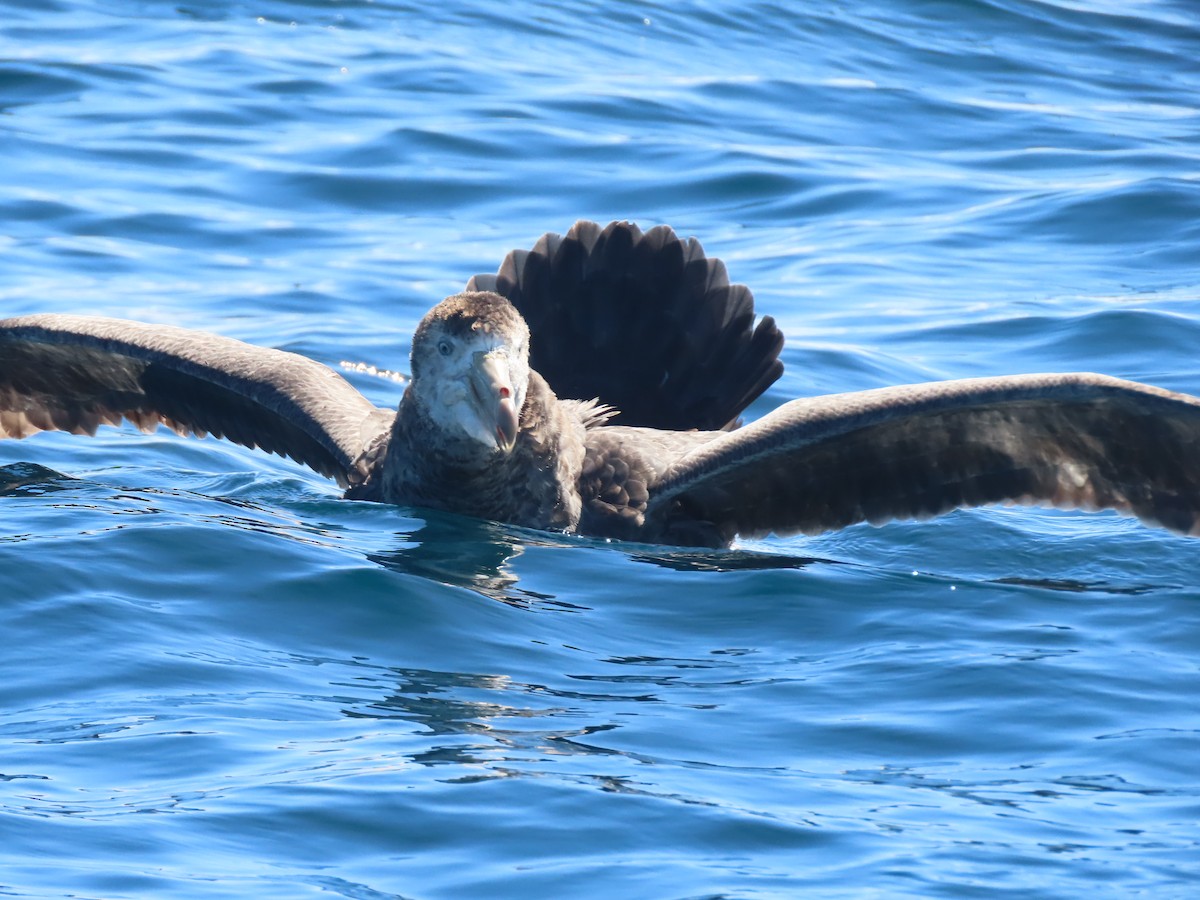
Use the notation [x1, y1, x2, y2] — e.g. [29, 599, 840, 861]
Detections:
[3, 220, 1200, 548]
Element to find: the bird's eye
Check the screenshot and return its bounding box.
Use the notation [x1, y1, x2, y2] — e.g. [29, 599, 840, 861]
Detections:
[437, 339, 453, 357]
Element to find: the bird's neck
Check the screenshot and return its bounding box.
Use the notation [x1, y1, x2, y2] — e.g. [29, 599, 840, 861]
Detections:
[394, 389, 500, 471]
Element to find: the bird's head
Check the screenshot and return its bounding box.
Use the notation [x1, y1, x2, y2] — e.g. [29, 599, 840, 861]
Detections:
[408, 291, 531, 454]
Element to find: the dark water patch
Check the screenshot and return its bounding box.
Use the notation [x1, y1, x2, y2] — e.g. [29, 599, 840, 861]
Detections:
[265, 170, 513, 213]
[313, 126, 518, 170]
[1, 198, 80, 224]
[0, 64, 88, 109]
[539, 92, 709, 129]
[990, 576, 1162, 596]
[1016, 177, 1200, 249]
[901, 308, 1200, 381]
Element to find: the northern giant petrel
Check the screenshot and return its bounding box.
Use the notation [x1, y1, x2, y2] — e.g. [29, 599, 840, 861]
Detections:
[3, 220, 1199, 548]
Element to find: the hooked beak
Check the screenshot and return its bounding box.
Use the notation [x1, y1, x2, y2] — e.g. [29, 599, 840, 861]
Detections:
[468, 351, 519, 453]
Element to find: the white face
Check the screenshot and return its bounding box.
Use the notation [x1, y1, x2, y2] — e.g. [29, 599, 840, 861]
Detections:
[413, 321, 530, 453]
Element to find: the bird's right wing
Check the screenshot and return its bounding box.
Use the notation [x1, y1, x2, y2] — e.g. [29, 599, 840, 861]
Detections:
[644, 373, 1200, 545]
[0, 315, 393, 487]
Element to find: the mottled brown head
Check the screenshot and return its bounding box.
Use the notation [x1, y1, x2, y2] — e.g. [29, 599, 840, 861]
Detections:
[414, 291, 529, 350]
[408, 291, 532, 453]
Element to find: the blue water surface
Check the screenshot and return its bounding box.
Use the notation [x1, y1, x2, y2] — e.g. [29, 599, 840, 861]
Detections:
[2, 1, 1199, 897]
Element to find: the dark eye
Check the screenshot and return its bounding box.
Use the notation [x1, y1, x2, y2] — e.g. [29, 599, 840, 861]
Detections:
[437, 339, 453, 357]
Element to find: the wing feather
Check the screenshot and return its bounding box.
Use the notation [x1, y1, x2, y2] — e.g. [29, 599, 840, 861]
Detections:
[0, 314, 391, 487]
[644, 373, 1200, 545]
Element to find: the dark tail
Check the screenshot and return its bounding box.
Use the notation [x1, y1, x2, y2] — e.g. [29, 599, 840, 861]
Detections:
[467, 220, 784, 431]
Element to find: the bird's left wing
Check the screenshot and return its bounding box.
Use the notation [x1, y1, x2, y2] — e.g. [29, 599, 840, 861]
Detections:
[643, 373, 1200, 545]
[0, 315, 392, 487]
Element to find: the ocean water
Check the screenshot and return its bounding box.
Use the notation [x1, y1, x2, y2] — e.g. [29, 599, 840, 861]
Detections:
[2, 0, 1199, 896]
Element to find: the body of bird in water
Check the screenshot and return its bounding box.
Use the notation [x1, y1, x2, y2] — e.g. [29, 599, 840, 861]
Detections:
[3, 220, 1200, 548]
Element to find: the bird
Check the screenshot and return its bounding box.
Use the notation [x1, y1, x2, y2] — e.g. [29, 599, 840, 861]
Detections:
[2, 219, 1200, 549]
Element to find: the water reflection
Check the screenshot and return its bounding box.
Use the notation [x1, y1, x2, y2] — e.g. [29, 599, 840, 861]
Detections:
[4, 461, 826, 603]
[342, 665, 664, 728]
[338, 662, 664, 775]
[332, 661, 792, 813]
[0, 459, 824, 606]
[370, 507, 824, 606]
[630, 546, 828, 573]
[367, 513, 528, 604]
[0, 462, 78, 496]
[990, 576, 1161, 596]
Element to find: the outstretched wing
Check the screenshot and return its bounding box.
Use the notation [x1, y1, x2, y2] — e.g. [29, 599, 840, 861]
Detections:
[467, 219, 784, 431]
[643, 373, 1200, 546]
[0, 314, 393, 487]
